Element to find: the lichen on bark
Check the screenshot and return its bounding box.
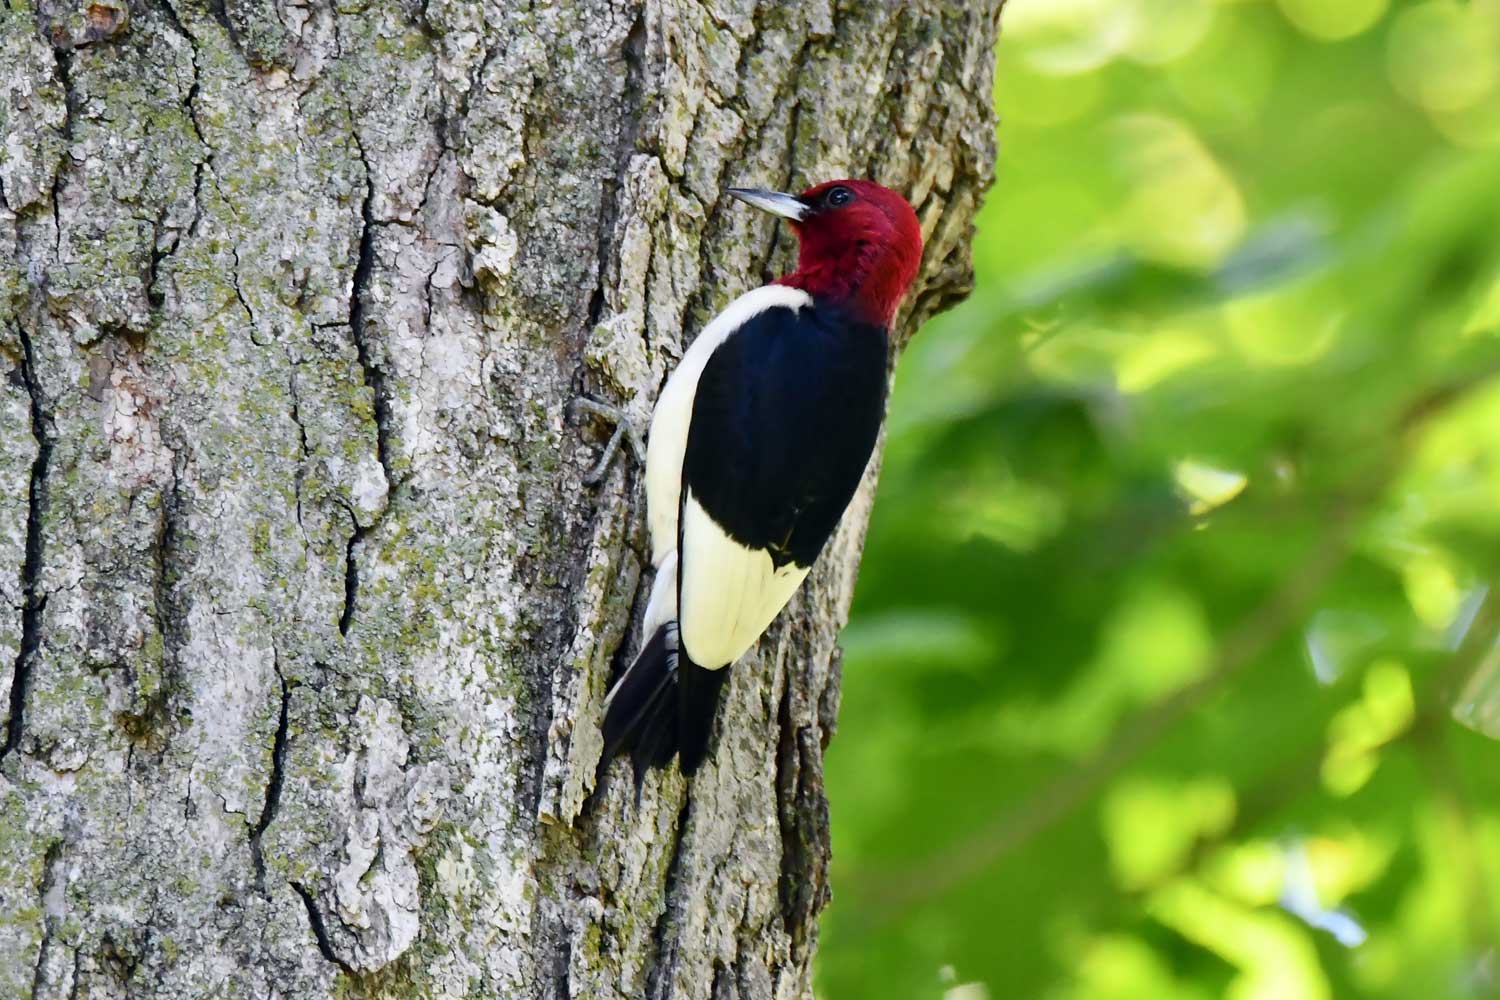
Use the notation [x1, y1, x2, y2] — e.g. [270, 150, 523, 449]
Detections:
[0, 0, 1003, 996]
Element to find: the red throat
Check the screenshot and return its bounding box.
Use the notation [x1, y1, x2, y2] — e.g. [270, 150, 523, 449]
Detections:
[775, 180, 923, 328]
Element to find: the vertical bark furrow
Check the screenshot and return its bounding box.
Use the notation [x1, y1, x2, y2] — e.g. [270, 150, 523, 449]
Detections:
[645, 797, 693, 998]
[774, 686, 830, 960]
[347, 132, 390, 484]
[338, 522, 361, 637]
[46, 49, 71, 254]
[336, 121, 395, 642]
[28, 842, 63, 998]
[133, 458, 187, 749]
[588, 8, 649, 339]
[249, 658, 291, 888]
[2, 323, 52, 764]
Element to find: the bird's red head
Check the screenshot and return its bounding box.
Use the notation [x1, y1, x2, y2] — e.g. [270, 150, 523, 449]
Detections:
[727, 180, 923, 328]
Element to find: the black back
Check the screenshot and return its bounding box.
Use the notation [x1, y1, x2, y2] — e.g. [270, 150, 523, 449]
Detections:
[682, 300, 889, 570]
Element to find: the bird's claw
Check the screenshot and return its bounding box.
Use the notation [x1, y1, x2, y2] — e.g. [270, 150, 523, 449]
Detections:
[573, 397, 647, 484]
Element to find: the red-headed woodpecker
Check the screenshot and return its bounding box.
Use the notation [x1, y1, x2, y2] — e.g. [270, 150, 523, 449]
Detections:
[600, 179, 924, 778]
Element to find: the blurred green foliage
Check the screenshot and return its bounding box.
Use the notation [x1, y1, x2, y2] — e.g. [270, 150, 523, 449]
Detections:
[818, 2, 1500, 998]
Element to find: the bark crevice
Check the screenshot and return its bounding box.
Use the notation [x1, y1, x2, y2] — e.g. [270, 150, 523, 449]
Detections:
[646, 798, 693, 1000]
[774, 683, 829, 961]
[144, 206, 173, 309]
[249, 658, 291, 890]
[287, 366, 311, 537]
[338, 520, 363, 637]
[338, 124, 391, 638]
[230, 246, 255, 324]
[291, 880, 358, 978]
[347, 125, 390, 483]
[120, 457, 187, 750]
[48, 48, 74, 254]
[3, 323, 53, 765]
[587, 8, 647, 335]
[165, 0, 213, 240]
[153, 0, 209, 288]
[29, 841, 64, 999]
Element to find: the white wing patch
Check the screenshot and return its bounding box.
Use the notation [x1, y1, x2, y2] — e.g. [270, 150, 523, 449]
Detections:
[644, 284, 813, 568]
[678, 491, 809, 670]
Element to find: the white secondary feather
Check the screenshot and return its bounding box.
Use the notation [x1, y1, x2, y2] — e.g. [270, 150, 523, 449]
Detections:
[604, 563, 677, 707]
[678, 491, 810, 669]
[640, 549, 677, 639]
[644, 284, 814, 568]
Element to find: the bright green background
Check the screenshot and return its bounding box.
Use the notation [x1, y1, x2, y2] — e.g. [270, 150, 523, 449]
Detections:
[818, 2, 1500, 998]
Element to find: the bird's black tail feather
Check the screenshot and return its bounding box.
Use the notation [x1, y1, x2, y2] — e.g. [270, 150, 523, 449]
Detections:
[602, 623, 729, 781]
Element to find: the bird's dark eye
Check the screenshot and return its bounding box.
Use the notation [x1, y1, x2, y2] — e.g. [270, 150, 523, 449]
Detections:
[825, 185, 853, 208]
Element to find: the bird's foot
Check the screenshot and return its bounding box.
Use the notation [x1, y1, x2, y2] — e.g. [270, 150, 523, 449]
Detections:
[572, 397, 647, 485]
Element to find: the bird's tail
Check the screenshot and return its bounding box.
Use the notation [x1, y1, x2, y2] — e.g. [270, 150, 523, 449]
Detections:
[601, 622, 728, 780]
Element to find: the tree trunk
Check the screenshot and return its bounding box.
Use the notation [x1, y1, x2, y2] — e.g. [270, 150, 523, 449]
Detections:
[0, 0, 1001, 995]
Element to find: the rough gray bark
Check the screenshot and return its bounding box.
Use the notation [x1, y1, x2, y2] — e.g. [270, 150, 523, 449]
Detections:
[0, 0, 1002, 995]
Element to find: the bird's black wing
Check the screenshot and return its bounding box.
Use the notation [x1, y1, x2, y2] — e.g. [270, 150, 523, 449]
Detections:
[683, 301, 889, 569]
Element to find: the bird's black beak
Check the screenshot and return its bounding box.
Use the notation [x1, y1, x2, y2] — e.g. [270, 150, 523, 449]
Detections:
[726, 187, 808, 221]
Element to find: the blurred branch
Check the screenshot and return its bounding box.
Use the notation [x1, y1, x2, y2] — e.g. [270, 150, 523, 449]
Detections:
[850, 363, 1500, 920]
